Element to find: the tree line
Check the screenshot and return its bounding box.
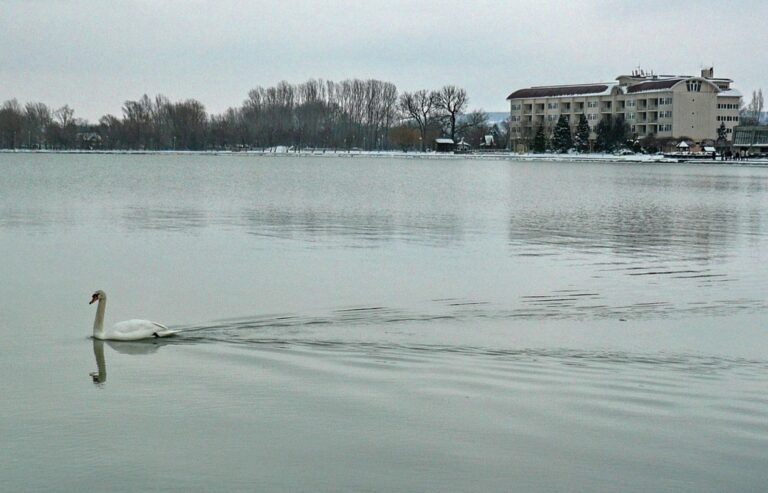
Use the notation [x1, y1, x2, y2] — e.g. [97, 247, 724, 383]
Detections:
[0, 80, 508, 151]
[525, 114, 633, 154]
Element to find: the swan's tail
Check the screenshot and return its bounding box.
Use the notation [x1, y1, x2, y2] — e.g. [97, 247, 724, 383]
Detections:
[151, 322, 179, 338]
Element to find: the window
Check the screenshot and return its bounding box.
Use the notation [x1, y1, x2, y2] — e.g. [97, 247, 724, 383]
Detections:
[660, 111, 672, 118]
[546, 114, 556, 121]
[626, 99, 635, 107]
[660, 124, 672, 132]
[628, 112, 635, 120]
[587, 101, 598, 108]
[686, 80, 702, 92]
[661, 97, 673, 105]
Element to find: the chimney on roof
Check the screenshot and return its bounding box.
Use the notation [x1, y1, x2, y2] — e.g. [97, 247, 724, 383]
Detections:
[701, 67, 714, 79]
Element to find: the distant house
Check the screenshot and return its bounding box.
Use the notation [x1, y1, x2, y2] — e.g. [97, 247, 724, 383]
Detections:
[434, 138, 455, 152]
[455, 139, 471, 152]
[732, 126, 768, 155]
[480, 135, 495, 148]
[76, 132, 102, 150]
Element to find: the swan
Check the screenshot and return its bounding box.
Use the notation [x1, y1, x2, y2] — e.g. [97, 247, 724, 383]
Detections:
[89, 290, 177, 340]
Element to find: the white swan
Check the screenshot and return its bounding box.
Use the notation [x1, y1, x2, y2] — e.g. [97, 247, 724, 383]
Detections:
[89, 290, 177, 340]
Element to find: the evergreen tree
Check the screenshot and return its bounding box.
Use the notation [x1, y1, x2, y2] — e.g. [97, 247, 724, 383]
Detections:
[642, 133, 659, 153]
[532, 125, 547, 153]
[717, 122, 727, 142]
[610, 116, 630, 150]
[552, 115, 572, 153]
[574, 114, 591, 152]
[594, 117, 612, 152]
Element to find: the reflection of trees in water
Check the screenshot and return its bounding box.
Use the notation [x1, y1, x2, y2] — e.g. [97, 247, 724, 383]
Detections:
[239, 207, 464, 246]
[508, 204, 758, 260]
[121, 206, 208, 232]
[117, 204, 466, 245]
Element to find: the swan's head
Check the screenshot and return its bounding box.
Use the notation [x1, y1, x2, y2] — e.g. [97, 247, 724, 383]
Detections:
[89, 290, 106, 305]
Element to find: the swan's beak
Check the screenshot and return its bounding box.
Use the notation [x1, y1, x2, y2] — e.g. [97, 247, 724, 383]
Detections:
[89, 294, 98, 305]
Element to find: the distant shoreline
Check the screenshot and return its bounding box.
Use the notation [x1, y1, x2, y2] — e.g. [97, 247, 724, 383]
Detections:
[3, 148, 768, 165]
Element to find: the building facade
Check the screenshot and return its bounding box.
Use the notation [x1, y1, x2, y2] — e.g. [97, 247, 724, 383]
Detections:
[732, 126, 768, 155]
[507, 68, 741, 151]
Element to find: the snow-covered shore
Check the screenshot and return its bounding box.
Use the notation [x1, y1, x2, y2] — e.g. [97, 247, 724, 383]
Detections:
[4, 148, 768, 165]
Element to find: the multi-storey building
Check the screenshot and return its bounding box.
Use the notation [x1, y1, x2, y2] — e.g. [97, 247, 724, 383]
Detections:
[507, 68, 741, 151]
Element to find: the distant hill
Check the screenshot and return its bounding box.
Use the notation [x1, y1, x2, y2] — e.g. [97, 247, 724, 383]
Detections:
[486, 112, 509, 125]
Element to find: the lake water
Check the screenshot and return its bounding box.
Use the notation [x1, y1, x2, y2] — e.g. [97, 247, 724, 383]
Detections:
[1, 153, 767, 491]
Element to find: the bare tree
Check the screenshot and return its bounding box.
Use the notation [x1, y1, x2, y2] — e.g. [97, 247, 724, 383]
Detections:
[433, 85, 467, 142]
[398, 90, 436, 151]
[0, 99, 24, 148]
[50, 104, 77, 148]
[457, 109, 489, 146]
[752, 89, 764, 124]
[54, 105, 75, 127]
[741, 89, 764, 126]
[166, 99, 207, 150]
[24, 102, 52, 148]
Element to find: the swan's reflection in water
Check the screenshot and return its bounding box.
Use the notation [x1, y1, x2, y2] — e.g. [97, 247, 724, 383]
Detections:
[90, 338, 175, 386]
[90, 340, 107, 385]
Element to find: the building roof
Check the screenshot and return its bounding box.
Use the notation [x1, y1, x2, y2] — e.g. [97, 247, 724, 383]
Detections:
[626, 79, 683, 93]
[508, 73, 737, 100]
[717, 88, 742, 98]
[506, 83, 613, 100]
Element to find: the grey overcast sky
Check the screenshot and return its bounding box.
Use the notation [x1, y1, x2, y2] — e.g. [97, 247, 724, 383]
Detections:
[2, 0, 766, 121]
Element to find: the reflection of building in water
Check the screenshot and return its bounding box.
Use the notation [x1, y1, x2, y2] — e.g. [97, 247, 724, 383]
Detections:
[507, 67, 741, 151]
[507, 201, 744, 260]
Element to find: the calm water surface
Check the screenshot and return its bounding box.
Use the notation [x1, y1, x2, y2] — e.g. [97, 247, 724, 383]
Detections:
[1, 153, 767, 491]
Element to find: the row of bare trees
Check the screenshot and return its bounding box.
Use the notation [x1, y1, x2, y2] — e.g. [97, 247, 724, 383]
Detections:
[0, 80, 504, 151]
[0, 100, 81, 149]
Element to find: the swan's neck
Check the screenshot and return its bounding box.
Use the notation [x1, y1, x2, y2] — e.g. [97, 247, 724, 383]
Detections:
[93, 297, 106, 339]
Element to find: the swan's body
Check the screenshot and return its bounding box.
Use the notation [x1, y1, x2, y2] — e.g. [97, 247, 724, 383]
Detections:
[90, 290, 177, 341]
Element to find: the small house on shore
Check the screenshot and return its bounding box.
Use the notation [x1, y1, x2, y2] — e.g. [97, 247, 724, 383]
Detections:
[434, 138, 455, 152]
